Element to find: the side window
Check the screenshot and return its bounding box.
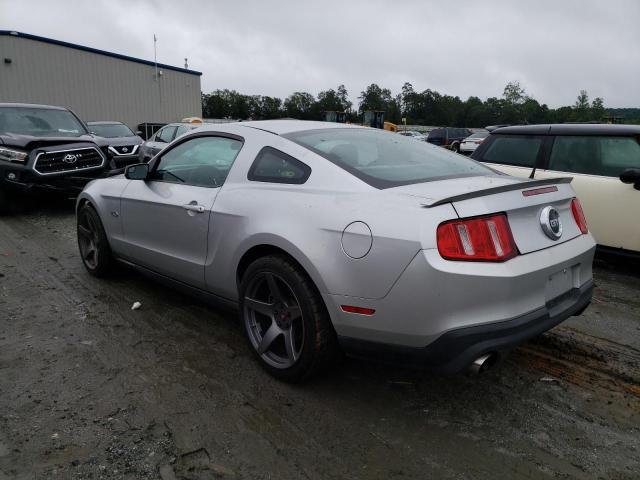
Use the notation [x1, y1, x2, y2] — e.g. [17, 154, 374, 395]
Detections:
[153, 136, 243, 187]
[174, 125, 189, 139]
[481, 135, 543, 167]
[599, 137, 640, 175]
[156, 126, 177, 143]
[248, 147, 311, 184]
[550, 136, 640, 177]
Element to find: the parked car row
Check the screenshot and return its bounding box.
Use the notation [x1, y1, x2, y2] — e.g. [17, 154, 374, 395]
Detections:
[0, 102, 200, 212]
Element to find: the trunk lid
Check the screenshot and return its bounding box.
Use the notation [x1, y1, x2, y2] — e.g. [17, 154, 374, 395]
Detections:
[391, 175, 582, 254]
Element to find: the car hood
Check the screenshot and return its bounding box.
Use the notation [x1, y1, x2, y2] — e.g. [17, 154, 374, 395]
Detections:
[0, 132, 105, 149]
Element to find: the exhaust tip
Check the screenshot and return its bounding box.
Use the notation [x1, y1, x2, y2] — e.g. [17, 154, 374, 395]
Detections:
[468, 353, 498, 374]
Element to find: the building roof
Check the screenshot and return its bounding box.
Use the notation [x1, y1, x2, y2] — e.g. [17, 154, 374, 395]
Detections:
[493, 123, 640, 136]
[0, 30, 202, 76]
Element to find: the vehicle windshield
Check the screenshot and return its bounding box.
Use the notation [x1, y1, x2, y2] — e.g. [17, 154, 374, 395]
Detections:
[285, 128, 497, 188]
[0, 107, 87, 137]
[89, 123, 135, 138]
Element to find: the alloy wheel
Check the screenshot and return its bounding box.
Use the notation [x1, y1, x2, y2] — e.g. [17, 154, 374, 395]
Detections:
[78, 212, 100, 269]
[243, 272, 304, 369]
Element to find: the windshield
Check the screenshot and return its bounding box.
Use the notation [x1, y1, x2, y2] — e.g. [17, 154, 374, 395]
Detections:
[285, 128, 496, 188]
[89, 123, 135, 138]
[0, 107, 87, 137]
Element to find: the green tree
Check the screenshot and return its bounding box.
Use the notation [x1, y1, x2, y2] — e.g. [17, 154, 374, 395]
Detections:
[591, 97, 605, 121]
[574, 90, 591, 121]
[358, 84, 394, 112]
[283, 92, 316, 119]
[503, 81, 527, 105]
[336, 84, 352, 112]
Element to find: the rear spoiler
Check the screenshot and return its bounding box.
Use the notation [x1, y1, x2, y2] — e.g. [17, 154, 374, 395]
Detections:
[422, 177, 573, 208]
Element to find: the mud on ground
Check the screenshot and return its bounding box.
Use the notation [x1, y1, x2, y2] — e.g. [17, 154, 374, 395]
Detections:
[0, 201, 638, 480]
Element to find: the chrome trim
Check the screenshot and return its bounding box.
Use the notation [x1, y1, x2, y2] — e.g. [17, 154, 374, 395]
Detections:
[33, 146, 105, 176]
[108, 144, 140, 156]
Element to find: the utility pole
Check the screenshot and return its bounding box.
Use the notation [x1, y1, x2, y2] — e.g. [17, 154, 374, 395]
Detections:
[153, 34, 158, 80]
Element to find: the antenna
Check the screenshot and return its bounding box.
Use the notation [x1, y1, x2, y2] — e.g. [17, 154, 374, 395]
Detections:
[184, 57, 188, 69]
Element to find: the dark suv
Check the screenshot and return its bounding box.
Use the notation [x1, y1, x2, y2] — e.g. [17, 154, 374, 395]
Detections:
[426, 127, 473, 152]
[0, 103, 109, 212]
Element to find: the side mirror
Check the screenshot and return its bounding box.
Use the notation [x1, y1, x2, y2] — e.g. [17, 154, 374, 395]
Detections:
[620, 168, 640, 190]
[135, 130, 143, 136]
[125, 163, 149, 180]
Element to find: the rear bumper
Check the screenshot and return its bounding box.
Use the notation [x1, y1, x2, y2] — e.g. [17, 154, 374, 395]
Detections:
[338, 280, 592, 373]
[326, 233, 596, 370]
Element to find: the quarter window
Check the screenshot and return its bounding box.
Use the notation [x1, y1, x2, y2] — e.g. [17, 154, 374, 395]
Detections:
[549, 136, 640, 177]
[153, 135, 243, 187]
[248, 147, 311, 184]
[481, 136, 543, 167]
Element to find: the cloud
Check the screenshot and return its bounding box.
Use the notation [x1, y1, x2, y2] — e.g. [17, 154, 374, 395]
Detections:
[2, 0, 639, 107]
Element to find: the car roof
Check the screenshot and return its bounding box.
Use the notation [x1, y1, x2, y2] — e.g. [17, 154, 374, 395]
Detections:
[87, 121, 125, 125]
[0, 102, 68, 110]
[492, 123, 640, 136]
[237, 119, 362, 135]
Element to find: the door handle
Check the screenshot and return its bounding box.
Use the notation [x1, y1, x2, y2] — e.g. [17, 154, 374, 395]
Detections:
[182, 203, 206, 213]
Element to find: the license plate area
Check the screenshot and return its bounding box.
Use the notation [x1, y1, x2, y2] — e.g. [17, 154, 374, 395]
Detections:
[544, 266, 576, 303]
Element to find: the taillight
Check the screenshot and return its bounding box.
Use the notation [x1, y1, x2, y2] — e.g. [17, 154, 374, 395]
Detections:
[571, 198, 588, 234]
[437, 213, 518, 262]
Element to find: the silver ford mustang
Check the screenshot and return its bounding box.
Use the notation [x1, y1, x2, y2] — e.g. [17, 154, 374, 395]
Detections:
[76, 120, 595, 382]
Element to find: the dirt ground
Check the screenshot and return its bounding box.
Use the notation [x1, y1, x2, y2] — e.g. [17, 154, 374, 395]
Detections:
[1, 200, 639, 480]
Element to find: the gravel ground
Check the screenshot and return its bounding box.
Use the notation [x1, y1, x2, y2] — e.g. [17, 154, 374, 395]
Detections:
[0, 200, 639, 480]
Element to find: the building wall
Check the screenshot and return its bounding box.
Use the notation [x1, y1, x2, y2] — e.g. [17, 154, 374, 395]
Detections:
[0, 35, 202, 128]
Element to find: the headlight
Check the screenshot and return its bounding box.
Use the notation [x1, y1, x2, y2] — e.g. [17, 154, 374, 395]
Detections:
[0, 147, 28, 163]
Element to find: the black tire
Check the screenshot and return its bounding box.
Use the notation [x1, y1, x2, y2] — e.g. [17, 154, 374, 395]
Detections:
[452, 143, 460, 153]
[77, 203, 114, 277]
[239, 255, 341, 382]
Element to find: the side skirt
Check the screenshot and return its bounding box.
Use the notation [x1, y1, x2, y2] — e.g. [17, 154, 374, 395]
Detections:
[115, 257, 239, 314]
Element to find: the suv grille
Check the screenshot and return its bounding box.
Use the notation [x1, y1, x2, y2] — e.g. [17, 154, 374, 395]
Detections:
[34, 147, 105, 175]
[111, 145, 138, 155]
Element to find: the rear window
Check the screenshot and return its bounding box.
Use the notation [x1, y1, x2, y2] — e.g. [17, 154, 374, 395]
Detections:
[428, 128, 445, 139]
[284, 128, 496, 189]
[481, 135, 543, 167]
[467, 131, 489, 139]
[549, 136, 640, 177]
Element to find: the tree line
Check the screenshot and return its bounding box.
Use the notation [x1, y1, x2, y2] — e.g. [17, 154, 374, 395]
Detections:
[201, 81, 629, 127]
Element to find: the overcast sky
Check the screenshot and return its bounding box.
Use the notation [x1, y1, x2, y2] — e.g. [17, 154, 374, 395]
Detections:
[2, 0, 639, 107]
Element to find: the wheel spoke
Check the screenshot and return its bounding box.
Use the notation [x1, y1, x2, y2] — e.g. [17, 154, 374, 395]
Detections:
[258, 322, 281, 354]
[265, 273, 283, 302]
[78, 224, 92, 238]
[84, 245, 96, 262]
[283, 329, 297, 363]
[244, 297, 274, 317]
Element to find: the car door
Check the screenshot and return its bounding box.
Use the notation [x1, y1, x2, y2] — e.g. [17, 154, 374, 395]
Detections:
[532, 135, 640, 251]
[119, 133, 244, 288]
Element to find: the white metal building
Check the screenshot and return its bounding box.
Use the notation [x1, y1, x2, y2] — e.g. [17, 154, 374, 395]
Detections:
[0, 30, 202, 129]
